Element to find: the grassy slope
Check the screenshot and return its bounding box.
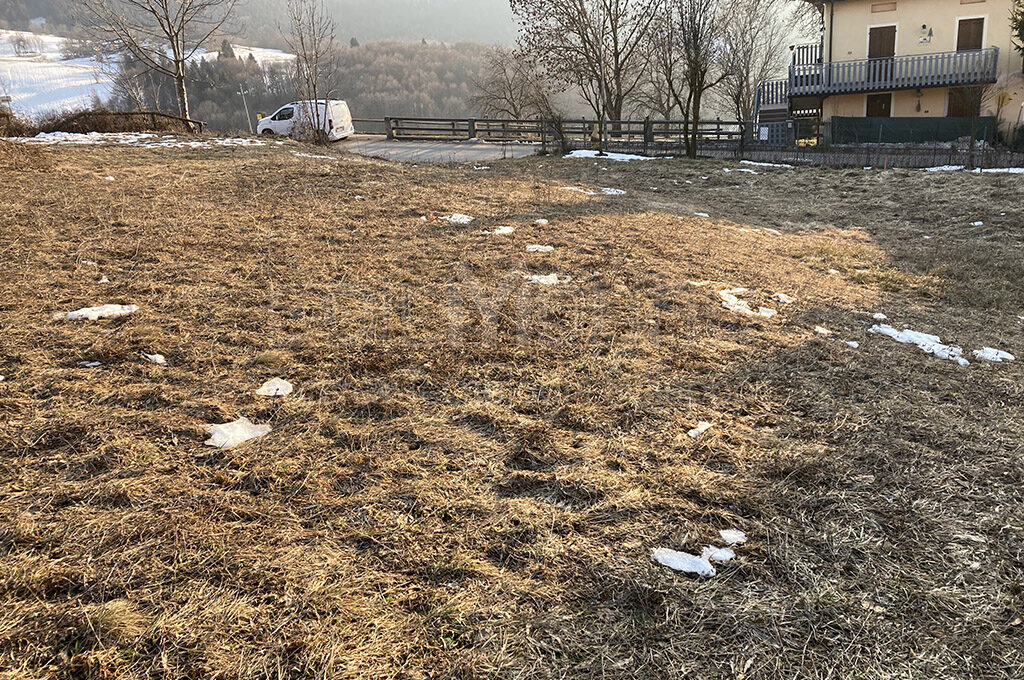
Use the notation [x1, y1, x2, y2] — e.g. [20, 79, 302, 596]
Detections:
[0, 141, 1022, 679]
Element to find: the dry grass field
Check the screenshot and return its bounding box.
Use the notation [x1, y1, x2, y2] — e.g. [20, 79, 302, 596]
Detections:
[1, 139, 1022, 679]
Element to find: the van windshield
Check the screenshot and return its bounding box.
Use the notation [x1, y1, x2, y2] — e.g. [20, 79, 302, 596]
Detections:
[273, 107, 294, 121]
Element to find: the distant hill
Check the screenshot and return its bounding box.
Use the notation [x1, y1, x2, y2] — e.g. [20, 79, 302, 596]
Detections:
[0, 0, 518, 47]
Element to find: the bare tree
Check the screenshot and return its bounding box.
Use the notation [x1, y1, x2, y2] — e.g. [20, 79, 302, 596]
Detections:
[643, 0, 728, 157]
[79, 0, 236, 124]
[285, 0, 338, 144]
[675, 0, 728, 157]
[472, 47, 556, 119]
[509, 0, 659, 123]
[718, 0, 791, 123]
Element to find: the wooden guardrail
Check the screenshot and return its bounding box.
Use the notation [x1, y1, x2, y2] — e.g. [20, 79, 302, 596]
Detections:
[380, 116, 747, 156]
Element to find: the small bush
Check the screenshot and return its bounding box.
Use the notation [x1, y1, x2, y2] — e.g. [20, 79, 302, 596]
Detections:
[37, 108, 195, 134]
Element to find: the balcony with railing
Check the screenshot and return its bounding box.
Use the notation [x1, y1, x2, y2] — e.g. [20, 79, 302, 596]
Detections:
[790, 47, 1000, 96]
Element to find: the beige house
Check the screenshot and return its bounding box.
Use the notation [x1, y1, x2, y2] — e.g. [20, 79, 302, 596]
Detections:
[758, 0, 1024, 140]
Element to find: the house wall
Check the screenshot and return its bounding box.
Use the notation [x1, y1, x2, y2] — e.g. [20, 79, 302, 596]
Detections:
[823, 0, 1016, 76]
[823, 88, 949, 118]
[818, 0, 1021, 131]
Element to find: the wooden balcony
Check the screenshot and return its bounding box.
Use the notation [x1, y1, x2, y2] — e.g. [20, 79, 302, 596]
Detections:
[790, 47, 1000, 96]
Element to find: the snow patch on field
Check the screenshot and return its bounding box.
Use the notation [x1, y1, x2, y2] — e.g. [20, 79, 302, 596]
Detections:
[719, 289, 777, 319]
[205, 417, 272, 449]
[651, 548, 716, 577]
[12, 131, 269, 148]
[869, 324, 970, 367]
[973, 347, 1015, 362]
[740, 160, 793, 169]
[66, 304, 137, 321]
[565, 150, 657, 162]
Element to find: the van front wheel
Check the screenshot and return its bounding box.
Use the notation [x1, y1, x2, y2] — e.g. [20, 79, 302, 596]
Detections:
[260, 129, 275, 136]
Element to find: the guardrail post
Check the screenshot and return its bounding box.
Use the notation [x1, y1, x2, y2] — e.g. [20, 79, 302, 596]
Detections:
[467, 118, 477, 139]
[385, 117, 394, 140]
[643, 118, 653, 156]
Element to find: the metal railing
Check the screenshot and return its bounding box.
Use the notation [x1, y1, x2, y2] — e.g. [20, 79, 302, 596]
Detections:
[790, 47, 1000, 96]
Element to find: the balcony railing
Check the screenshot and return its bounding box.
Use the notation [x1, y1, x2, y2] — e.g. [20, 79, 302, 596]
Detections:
[790, 47, 1000, 96]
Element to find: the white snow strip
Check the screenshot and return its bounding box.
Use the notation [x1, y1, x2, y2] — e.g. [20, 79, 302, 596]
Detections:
[869, 324, 970, 367]
[77, 361, 101, 368]
[701, 546, 736, 563]
[719, 289, 777, 319]
[719, 529, 748, 545]
[141, 352, 166, 366]
[722, 168, 731, 173]
[523, 273, 570, 285]
[204, 417, 272, 449]
[80, 260, 98, 266]
[526, 245, 554, 252]
[924, 165, 966, 172]
[66, 304, 138, 321]
[737, 168, 758, 174]
[651, 548, 716, 577]
[482, 226, 514, 235]
[973, 347, 1015, 363]
[473, 166, 490, 170]
[740, 160, 793, 169]
[774, 293, 795, 304]
[562, 186, 596, 196]
[439, 214, 474, 225]
[293, 152, 333, 160]
[256, 377, 294, 397]
[565, 150, 656, 162]
[814, 326, 832, 336]
[694, 212, 710, 218]
[535, 219, 549, 225]
[970, 221, 984, 227]
[846, 341, 860, 349]
[764, 228, 782, 236]
[872, 313, 888, 321]
[687, 421, 714, 439]
[601, 187, 626, 195]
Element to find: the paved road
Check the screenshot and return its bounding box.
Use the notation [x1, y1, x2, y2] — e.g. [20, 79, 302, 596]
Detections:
[337, 134, 539, 163]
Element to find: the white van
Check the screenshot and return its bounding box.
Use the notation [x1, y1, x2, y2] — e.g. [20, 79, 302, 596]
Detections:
[257, 100, 355, 142]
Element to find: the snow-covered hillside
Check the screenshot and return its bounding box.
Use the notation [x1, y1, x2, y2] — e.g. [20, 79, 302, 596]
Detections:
[0, 30, 113, 120]
[0, 29, 294, 121]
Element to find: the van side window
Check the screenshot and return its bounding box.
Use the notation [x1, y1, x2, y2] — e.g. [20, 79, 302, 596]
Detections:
[273, 107, 294, 121]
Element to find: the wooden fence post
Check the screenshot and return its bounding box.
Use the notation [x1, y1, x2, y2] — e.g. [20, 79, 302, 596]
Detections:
[643, 118, 653, 156]
[467, 118, 477, 140]
[385, 117, 394, 140]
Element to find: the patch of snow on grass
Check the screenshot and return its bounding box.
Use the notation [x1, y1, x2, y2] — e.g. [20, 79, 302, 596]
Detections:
[601, 187, 626, 195]
[524, 273, 570, 285]
[439, 214, 474, 224]
[719, 529, 748, 545]
[687, 421, 713, 439]
[256, 377, 294, 397]
[869, 324, 970, 367]
[482, 226, 514, 235]
[77, 361, 101, 368]
[535, 219, 549, 225]
[565, 150, 656, 162]
[774, 293, 795, 304]
[740, 160, 793, 169]
[846, 341, 860, 349]
[66, 304, 138, 321]
[141, 353, 166, 365]
[924, 165, 965, 172]
[526, 245, 554, 252]
[204, 417, 272, 449]
[719, 289, 777, 319]
[973, 348, 1015, 362]
[651, 548, 716, 577]
[701, 546, 736, 563]
[694, 212, 710, 218]
[970, 221, 984, 227]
